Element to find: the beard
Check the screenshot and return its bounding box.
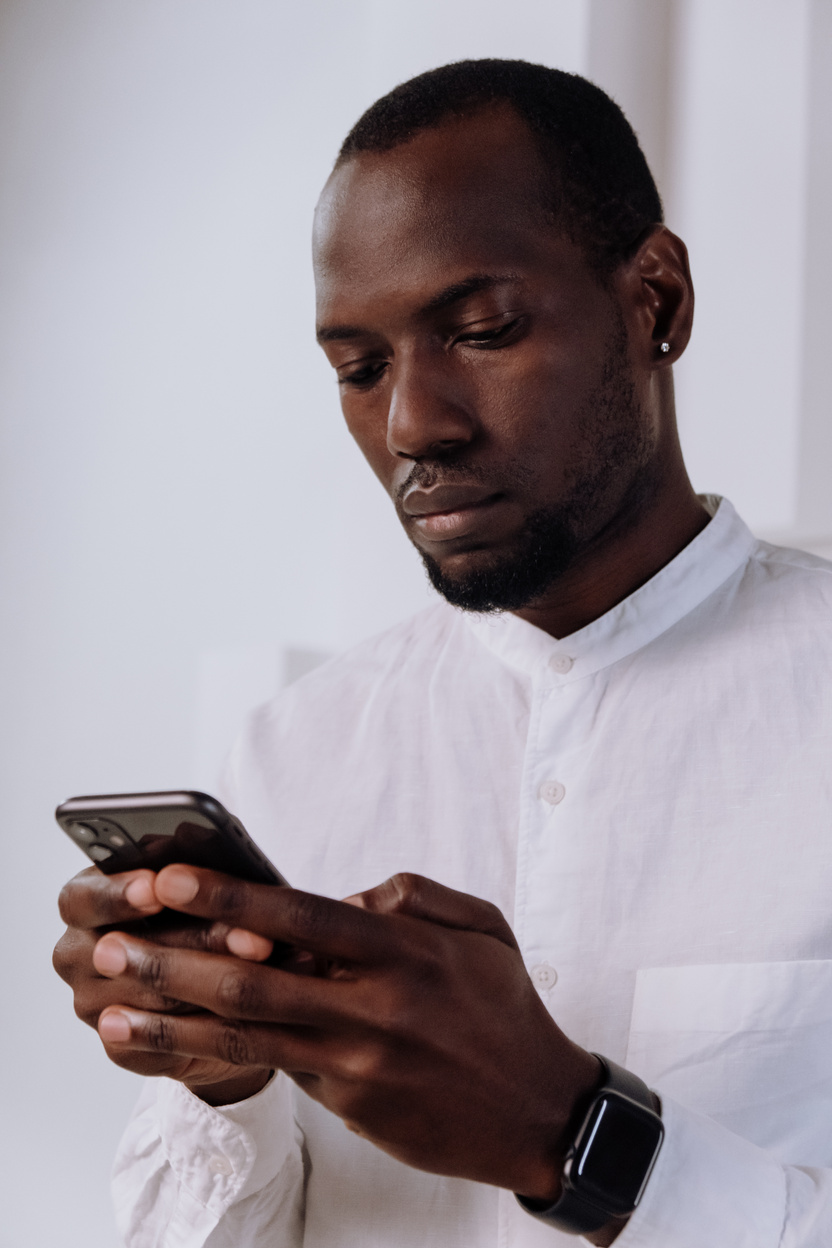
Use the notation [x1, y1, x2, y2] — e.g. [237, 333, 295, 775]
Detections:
[419, 505, 583, 612]
[407, 320, 656, 614]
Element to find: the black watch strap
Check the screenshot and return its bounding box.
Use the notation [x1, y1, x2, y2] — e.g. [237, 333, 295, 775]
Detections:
[592, 1054, 655, 1110]
[516, 1055, 662, 1236]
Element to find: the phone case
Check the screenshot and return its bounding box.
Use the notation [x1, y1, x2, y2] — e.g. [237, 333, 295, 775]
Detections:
[55, 790, 287, 886]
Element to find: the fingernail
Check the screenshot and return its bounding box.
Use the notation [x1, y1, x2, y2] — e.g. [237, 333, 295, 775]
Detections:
[158, 866, 199, 905]
[93, 938, 128, 976]
[99, 1011, 131, 1043]
[124, 877, 156, 910]
[226, 928, 273, 961]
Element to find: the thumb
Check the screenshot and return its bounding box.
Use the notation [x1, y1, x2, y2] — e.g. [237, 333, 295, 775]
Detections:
[343, 872, 519, 950]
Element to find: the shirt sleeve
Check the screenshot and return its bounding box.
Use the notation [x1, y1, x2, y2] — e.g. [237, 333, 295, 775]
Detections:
[611, 1096, 832, 1248]
[112, 1072, 306, 1248]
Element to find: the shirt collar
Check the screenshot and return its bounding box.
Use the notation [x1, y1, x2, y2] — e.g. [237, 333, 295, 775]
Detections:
[463, 496, 757, 682]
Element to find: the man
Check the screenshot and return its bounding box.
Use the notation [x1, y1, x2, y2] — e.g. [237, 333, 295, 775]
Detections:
[53, 60, 832, 1246]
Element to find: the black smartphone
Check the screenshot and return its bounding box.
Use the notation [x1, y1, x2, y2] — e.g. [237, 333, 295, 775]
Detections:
[55, 790, 288, 886]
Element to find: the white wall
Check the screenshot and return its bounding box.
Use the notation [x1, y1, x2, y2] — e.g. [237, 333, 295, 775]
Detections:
[0, 3, 828, 1245]
[669, 0, 811, 534]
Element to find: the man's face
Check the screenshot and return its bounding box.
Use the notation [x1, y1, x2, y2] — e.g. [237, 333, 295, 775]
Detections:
[313, 106, 658, 613]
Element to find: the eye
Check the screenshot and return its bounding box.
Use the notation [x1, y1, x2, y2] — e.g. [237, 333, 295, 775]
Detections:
[337, 359, 389, 389]
[454, 316, 525, 349]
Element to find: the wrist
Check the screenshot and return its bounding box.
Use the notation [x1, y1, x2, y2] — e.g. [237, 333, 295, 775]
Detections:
[516, 1048, 604, 1203]
[516, 1055, 664, 1237]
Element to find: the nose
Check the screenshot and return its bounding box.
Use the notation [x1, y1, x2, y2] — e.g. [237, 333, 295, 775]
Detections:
[386, 350, 476, 460]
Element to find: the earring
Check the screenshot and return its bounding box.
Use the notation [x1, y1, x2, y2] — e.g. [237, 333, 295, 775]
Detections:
[660, 342, 671, 354]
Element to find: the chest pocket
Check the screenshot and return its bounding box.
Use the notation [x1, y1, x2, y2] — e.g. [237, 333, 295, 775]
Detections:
[625, 960, 832, 1167]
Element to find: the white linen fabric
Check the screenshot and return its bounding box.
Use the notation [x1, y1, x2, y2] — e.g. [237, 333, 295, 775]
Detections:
[112, 497, 832, 1247]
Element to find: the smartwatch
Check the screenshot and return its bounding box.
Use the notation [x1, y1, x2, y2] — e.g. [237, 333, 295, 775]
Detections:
[516, 1055, 664, 1236]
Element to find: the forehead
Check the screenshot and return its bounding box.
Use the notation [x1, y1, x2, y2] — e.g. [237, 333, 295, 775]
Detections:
[313, 107, 574, 319]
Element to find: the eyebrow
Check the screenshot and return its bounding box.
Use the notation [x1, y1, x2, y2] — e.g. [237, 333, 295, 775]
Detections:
[315, 272, 520, 344]
[421, 272, 520, 314]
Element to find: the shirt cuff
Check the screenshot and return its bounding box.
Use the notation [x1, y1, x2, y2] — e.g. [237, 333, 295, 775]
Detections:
[156, 1071, 296, 1219]
[609, 1096, 786, 1248]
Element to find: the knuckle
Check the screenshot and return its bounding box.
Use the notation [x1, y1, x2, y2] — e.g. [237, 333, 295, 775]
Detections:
[388, 872, 422, 906]
[217, 1020, 255, 1067]
[362, 873, 421, 914]
[216, 968, 260, 1017]
[57, 868, 101, 927]
[137, 950, 169, 995]
[210, 877, 248, 918]
[52, 929, 89, 984]
[339, 1042, 385, 1086]
[145, 1013, 176, 1052]
[202, 922, 233, 954]
[286, 889, 329, 938]
[153, 920, 215, 953]
[51, 939, 72, 981]
[57, 879, 82, 927]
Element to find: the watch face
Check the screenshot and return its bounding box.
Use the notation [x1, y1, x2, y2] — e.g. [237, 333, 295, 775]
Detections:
[567, 1094, 663, 1216]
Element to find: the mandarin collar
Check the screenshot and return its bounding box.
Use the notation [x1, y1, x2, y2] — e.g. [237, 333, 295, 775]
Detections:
[463, 497, 756, 682]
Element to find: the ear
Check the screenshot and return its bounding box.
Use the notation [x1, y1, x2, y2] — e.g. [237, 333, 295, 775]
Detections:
[614, 225, 694, 368]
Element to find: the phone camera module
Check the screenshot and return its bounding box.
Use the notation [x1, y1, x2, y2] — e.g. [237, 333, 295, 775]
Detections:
[74, 817, 134, 848]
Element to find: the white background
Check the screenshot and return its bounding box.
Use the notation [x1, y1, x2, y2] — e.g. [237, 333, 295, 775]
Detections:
[0, 2, 830, 1244]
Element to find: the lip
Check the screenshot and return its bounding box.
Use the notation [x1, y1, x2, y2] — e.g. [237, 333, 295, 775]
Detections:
[402, 483, 498, 517]
[402, 484, 506, 542]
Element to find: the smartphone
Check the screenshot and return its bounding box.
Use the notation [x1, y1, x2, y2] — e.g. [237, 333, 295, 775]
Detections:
[55, 790, 288, 886]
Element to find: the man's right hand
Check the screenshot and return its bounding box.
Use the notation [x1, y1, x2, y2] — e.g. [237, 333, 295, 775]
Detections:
[52, 866, 273, 1103]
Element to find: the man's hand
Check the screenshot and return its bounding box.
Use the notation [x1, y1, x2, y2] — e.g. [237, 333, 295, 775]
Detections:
[52, 866, 274, 1104]
[90, 866, 601, 1200]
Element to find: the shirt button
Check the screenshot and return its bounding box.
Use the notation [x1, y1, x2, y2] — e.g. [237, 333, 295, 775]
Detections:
[538, 780, 566, 805]
[549, 653, 573, 674]
[208, 1153, 235, 1177]
[531, 963, 558, 990]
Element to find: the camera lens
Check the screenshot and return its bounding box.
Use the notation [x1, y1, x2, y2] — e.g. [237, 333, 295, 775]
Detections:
[78, 817, 133, 845]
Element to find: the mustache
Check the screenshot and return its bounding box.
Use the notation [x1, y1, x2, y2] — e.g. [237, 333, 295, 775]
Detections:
[395, 459, 489, 505]
[395, 457, 532, 507]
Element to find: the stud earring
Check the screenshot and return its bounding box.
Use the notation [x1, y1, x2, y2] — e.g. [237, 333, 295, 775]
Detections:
[660, 342, 671, 354]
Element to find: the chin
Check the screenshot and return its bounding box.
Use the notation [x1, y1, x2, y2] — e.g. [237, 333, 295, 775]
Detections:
[419, 525, 579, 614]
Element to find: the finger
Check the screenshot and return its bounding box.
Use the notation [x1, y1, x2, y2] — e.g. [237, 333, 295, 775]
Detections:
[54, 928, 214, 1022]
[128, 913, 272, 960]
[225, 929, 275, 961]
[71, 973, 200, 1029]
[98, 1005, 320, 1076]
[58, 866, 163, 929]
[53, 914, 261, 1006]
[93, 932, 351, 1025]
[345, 873, 519, 950]
[53, 925, 98, 986]
[95, 1017, 209, 1081]
[154, 866, 390, 963]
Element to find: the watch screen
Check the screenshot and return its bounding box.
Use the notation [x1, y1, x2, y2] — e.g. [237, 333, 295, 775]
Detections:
[571, 1096, 662, 1215]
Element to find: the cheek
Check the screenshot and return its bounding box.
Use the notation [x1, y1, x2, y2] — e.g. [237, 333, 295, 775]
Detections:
[474, 353, 574, 462]
[341, 397, 397, 490]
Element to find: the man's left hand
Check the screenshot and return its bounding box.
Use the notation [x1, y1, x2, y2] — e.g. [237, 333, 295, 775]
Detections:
[93, 868, 600, 1201]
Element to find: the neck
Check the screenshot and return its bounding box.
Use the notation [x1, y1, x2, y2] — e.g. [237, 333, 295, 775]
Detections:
[512, 465, 710, 640]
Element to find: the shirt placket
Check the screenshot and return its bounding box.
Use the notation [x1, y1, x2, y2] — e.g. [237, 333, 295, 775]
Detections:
[513, 649, 605, 1046]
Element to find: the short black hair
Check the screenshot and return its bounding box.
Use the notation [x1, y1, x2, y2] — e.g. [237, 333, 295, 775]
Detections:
[337, 59, 663, 276]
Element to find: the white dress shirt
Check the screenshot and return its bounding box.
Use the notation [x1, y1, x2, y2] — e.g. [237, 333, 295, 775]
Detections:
[113, 497, 832, 1247]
